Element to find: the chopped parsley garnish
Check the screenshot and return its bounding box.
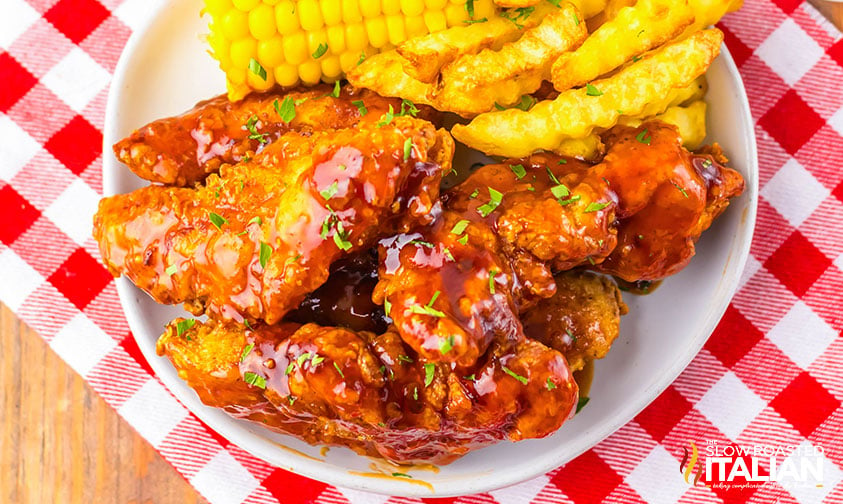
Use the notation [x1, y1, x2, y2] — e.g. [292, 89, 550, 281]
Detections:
[635, 128, 652, 145]
[558, 159, 567, 164]
[413, 387, 418, 400]
[351, 100, 368, 116]
[312, 43, 328, 59]
[510, 164, 526, 179]
[424, 363, 435, 387]
[439, 335, 455, 354]
[501, 6, 535, 28]
[208, 212, 228, 230]
[259, 241, 272, 268]
[403, 137, 413, 162]
[514, 95, 536, 111]
[451, 219, 470, 235]
[333, 362, 344, 378]
[585, 83, 603, 96]
[476, 187, 503, 217]
[245, 115, 269, 144]
[248, 216, 262, 226]
[672, 182, 690, 198]
[572, 12, 580, 25]
[321, 210, 352, 251]
[457, 235, 469, 245]
[502, 365, 528, 385]
[551, 184, 570, 199]
[463, 17, 487, 24]
[443, 247, 455, 261]
[584, 201, 610, 213]
[576, 396, 590, 413]
[285, 362, 295, 375]
[557, 195, 581, 206]
[357, 51, 366, 65]
[330, 80, 341, 98]
[244, 372, 266, 389]
[637, 29, 645, 37]
[409, 239, 434, 248]
[701, 158, 713, 169]
[546, 167, 562, 184]
[409, 291, 445, 318]
[311, 354, 325, 366]
[465, 0, 475, 17]
[392, 472, 413, 479]
[248, 58, 267, 80]
[546, 378, 557, 390]
[398, 355, 414, 363]
[296, 352, 312, 367]
[377, 105, 395, 127]
[288, 395, 297, 406]
[320, 181, 339, 200]
[176, 319, 195, 337]
[566, 328, 577, 343]
[632, 55, 641, 62]
[275, 97, 296, 123]
[464, 374, 476, 381]
[494, 102, 506, 111]
[400, 99, 419, 117]
[384, 298, 391, 317]
[488, 269, 498, 294]
[240, 343, 254, 363]
[165, 264, 177, 276]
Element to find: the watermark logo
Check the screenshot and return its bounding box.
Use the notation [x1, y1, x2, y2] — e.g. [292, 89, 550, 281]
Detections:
[678, 440, 826, 490]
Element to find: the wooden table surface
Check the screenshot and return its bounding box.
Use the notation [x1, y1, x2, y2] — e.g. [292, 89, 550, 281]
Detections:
[2, 4, 841, 503]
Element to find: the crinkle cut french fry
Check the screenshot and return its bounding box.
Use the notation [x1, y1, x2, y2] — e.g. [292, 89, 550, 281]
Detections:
[346, 51, 438, 108]
[621, 101, 708, 150]
[551, 0, 694, 92]
[685, 0, 744, 33]
[451, 29, 723, 158]
[554, 135, 605, 161]
[637, 75, 706, 117]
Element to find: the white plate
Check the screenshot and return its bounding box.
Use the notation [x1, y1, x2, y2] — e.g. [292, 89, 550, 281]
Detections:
[103, 0, 758, 497]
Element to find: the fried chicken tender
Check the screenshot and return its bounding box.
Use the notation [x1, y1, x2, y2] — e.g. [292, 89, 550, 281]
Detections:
[593, 122, 745, 281]
[158, 319, 578, 464]
[94, 118, 454, 324]
[113, 85, 430, 186]
[522, 271, 628, 372]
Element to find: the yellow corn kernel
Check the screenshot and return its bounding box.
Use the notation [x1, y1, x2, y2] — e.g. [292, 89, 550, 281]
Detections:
[230, 38, 257, 69]
[221, 9, 249, 39]
[228, 67, 247, 84]
[275, 1, 299, 34]
[274, 64, 300, 86]
[307, 29, 329, 57]
[364, 16, 388, 47]
[382, 0, 401, 16]
[206, 0, 232, 15]
[341, 0, 363, 22]
[321, 0, 343, 25]
[321, 56, 343, 78]
[232, 0, 259, 11]
[385, 15, 406, 45]
[359, 0, 381, 17]
[257, 36, 285, 67]
[339, 51, 362, 72]
[405, 15, 427, 38]
[425, 0, 448, 9]
[298, 0, 324, 30]
[401, 0, 425, 16]
[247, 67, 275, 90]
[326, 25, 346, 53]
[262, 0, 281, 5]
[248, 3, 276, 39]
[423, 10, 447, 31]
[444, 3, 465, 26]
[282, 31, 308, 64]
[299, 60, 323, 84]
[475, 0, 496, 18]
[345, 23, 368, 51]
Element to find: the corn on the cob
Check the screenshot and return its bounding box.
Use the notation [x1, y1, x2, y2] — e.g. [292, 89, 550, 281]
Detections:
[204, 0, 499, 100]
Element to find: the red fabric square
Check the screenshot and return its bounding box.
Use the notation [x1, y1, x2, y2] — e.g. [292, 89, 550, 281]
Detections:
[634, 385, 692, 443]
[763, 230, 831, 298]
[263, 468, 328, 504]
[770, 371, 840, 438]
[758, 89, 825, 155]
[0, 52, 37, 113]
[830, 38, 843, 68]
[120, 332, 154, 376]
[47, 247, 112, 310]
[719, 24, 753, 68]
[770, 0, 801, 14]
[705, 306, 765, 368]
[44, 115, 102, 175]
[552, 450, 622, 504]
[43, 0, 109, 45]
[0, 184, 41, 245]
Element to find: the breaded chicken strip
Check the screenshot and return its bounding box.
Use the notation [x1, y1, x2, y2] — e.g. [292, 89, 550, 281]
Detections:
[113, 85, 434, 186]
[158, 319, 578, 465]
[95, 118, 454, 324]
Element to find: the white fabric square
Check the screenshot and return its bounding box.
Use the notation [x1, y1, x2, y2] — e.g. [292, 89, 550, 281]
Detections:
[0, 0, 40, 49]
[696, 372, 766, 440]
[756, 18, 824, 86]
[118, 378, 188, 447]
[489, 474, 550, 504]
[0, 115, 41, 182]
[829, 107, 843, 139]
[114, 0, 167, 32]
[41, 47, 111, 113]
[626, 446, 689, 504]
[50, 312, 116, 377]
[768, 301, 836, 369]
[781, 440, 842, 504]
[738, 255, 762, 293]
[44, 177, 100, 245]
[760, 158, 829, 228]
[834, 251, 843, 273]
[0, 248, 43, 311]
[191, 450, 260, 504]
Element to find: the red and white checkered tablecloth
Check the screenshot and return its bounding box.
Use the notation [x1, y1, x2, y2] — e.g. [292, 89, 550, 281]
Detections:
[2, 0, 843, 502]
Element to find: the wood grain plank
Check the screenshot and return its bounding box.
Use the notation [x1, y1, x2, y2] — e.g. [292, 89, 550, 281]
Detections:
[0, 304, 205, 504]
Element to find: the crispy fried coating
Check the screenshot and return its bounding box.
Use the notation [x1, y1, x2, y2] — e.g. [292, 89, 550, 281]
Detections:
[550, 0, 694, 92]
[522, 271, 627, 372]
[451, 29, 723, 157]
[113, 85, 430, 186]
[158, 319, 578, 464]
[94, 118, 454, 324]
[593, 122, 745, 281]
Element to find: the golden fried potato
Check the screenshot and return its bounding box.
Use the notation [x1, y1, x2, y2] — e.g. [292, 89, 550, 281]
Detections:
[620, 100, 707, 149]
[346, 51, 438, 108]
[686, 0, 743, 33]
[586, 0, 636, 29]
[555, 134, 605, 161]
[575, 0, 610, 18]
[495, 0, 541, 6]
[436, 2, 587, 116]
[638, 75, 707, 117]
[396, 3, 553, 82]
[451, 29, 723, 157]
[551, 0, 694, 92]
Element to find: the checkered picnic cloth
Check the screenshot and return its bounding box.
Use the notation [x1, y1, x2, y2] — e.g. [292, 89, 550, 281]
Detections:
[2, 0, 843, 502]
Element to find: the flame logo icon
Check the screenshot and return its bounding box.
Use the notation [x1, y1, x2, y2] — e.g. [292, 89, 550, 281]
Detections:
[679, 441, 705, 485]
